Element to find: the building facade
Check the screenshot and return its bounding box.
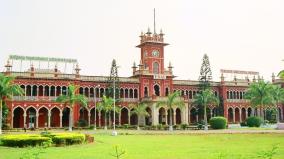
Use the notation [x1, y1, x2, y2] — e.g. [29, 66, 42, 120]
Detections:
[2, 28, 284, 129]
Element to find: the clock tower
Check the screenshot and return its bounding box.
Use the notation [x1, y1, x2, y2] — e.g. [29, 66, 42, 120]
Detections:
[132, 13, 174, 99]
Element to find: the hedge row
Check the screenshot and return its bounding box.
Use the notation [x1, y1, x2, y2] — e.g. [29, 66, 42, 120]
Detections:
[0, 134, 51, 147]
[0, 133, 87, 147]
[209, 117, 227, 129]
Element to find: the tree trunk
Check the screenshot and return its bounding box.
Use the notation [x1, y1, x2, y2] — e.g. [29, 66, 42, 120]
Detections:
[169, 107, 173, 131]
[204, 104, 208, 131]
[0, 99, 3, 134]
[69, 107, 73, 131]
[104, 112, 107, 130]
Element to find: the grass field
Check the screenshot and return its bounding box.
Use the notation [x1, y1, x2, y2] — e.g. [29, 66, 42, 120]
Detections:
[0, 132, 284, 159]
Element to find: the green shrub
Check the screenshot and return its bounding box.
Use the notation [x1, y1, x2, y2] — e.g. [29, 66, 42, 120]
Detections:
[77, 119, 88, 127]
[157, 124, 163, 130]
[51, 133, 86, 146]
[123, 124, 129, 129]
[240, 121, 247, 127]
[180, 124, 188, 130]
[0, 134, 52, 147]
[246, 116, 262, 127]
[209, 117, 227, 129]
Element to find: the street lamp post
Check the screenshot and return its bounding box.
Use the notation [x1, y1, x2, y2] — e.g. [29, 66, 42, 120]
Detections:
[94, 84, 100, 131]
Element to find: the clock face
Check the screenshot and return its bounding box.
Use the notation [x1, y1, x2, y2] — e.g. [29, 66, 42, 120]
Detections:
[152, 50, 159, 57]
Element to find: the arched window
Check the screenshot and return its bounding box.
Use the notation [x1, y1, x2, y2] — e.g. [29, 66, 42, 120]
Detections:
[144, 87, 148, 97]
[153, 62, 159, 74]
[165, 88, 169, 96]
[154, 85, 160, 96]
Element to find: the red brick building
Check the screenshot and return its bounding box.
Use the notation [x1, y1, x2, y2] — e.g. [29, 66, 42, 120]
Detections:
[2, 28, 284, 129]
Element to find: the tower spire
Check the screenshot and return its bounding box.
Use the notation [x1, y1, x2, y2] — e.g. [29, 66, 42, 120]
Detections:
[154, 8, 156, 34]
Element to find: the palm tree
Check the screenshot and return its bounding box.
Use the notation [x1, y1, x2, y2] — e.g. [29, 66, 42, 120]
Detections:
[156, 91, 185, 131]
[0, 73, 24, 134]
[97, 95, 114, 130]
[192, 89, 219, 131]
[244, 81, 274, 119]
[271, 85, 284, 123]
[130, 102, 150, 130]
[56, 84, 87, 131]
[278, 70, 284, 79]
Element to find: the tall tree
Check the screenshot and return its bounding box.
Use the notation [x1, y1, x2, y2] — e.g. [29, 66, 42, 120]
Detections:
[56, 84, 87, 131]
[156, 91, 185, 131]
[244, 81, 274, 119]
[192, 89, 219, 130]
[97, 95, 114, 130]
[278, 70, 284, 79]
[130, 102, 150, 130]
[199, 54, 212, 90]
[271, 85, 284, 123]
[0, 73, 24, 134]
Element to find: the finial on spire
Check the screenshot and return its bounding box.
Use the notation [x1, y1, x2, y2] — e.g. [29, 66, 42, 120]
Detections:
[154, 8, 156, 34]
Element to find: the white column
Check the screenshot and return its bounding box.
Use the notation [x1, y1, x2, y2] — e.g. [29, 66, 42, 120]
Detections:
[185, 105, 189, 124]
[153, 105, 158, 125]
[119, 111, 121, 126]
[59, 111, 63, 128]
[246, 108, 248, 118]
[196, 109, 199, 122]
[98, 111, 101, 127]
[23, 111, 27, 128]
[239, 109, 242, 122]
[48, 111, 51, 128]
[11, 110, 14, 128]
[188, 106, 191, 124]
[233, 108, 236, 123]
[165, 110, 168, 125]
[210, 109, 213, 118]
[36, 110, 39, 128]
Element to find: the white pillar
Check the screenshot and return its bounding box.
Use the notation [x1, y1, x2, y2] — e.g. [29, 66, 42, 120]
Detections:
[59, 111, 63, 128]
[11, 110, 14, 128]
[280, 108, 283, 121]
[36, 110, 39, 128]
[98, 111, 101, 127]
[233, 108, 236, 123]
[48, 111, 51, 128]
[119, 111, 121, 126]
[196, 109, 199, 122]
[246, 108, 248, 118]
[152, 105, 158, 125]
[210, 109, 213, 118]
[188, 106, 191, 124]
[23, 111, 27, 128]
[184, 105, 189, 124]
[239, 109, 242, 122]
[165, 110, 168, 125]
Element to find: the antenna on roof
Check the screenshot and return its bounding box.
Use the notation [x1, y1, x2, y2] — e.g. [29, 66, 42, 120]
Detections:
[154, 8, 156, 34]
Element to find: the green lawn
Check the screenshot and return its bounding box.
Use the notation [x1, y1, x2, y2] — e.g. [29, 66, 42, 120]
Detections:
[0, 133, 284, 159]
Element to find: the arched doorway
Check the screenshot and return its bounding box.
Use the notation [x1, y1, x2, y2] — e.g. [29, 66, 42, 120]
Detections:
[158, 107, 166, 124]
[90, 108, 99, 127]
[62, 107, 70, 127]
[241, 108, 246, 121]
[130, 108, 137, 125]
[13, 107, 24, 128]
[235, 108, 240, 123]
[121, 107, 129, 125]
[79, 107, 89, 127]
[176, 108, 181, 124]
[190, 108, 198, 124]
[154, 85, 160, 96]
[145, 107, 152, 125]
[50, 107, 60, 127]
[38, 107, 48, 128]
[248, 107, 252, 117]
[26, 107, 36, 128]
[228, 108, 234, 123]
